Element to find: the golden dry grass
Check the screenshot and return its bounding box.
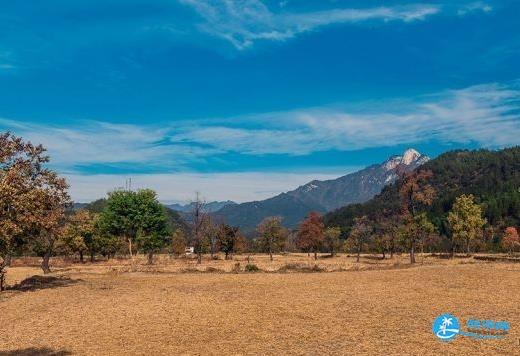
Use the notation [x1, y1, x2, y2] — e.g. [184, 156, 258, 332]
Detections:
[1, 254, 519, 355]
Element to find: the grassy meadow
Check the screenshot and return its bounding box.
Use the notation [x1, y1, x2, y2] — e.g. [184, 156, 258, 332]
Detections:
[1, 254, 519, 355]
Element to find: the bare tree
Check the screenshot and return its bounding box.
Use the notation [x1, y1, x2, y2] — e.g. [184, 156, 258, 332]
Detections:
[349, 216, 372, 263]
[191, 192, 208, 264]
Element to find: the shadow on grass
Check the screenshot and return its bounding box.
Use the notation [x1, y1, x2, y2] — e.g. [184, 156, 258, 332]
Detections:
[7, 275, 82, 292]
[0, 348, 71, 355]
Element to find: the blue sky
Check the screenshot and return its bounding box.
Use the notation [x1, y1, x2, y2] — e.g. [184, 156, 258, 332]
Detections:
[1, 0, 519, 202]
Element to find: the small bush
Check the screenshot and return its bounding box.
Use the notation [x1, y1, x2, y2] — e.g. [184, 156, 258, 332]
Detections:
[278, 263, 302, 271]
[278, 263, 324, 273]
[232, 262, 241, 273]
[245, 263, 259, 272]
[310, 264, 324, 272]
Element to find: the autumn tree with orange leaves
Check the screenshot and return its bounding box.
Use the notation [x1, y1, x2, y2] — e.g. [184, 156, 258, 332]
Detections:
[502, 227, 520, 255]
[296, 212, 325, 260]
[0, 133, 70, 288]
[399, 170, 435, 263]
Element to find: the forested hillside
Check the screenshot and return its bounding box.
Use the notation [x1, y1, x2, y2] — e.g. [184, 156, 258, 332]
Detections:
[325, 147, 520, 234]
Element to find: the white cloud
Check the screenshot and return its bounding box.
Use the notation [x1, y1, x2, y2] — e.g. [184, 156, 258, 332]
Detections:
[3, 81, 519, 167]
[0, 119, 220, 171]
[2, 81, 519, 201]
[0, 51, 16, 72]
[171, 82, 520, 154]
[457, 2, 493, 16]
[66, 172, 343, 203]
[179, 0, 440, 50]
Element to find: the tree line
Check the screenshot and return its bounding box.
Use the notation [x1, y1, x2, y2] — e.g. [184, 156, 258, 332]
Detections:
[1, 134, 519, 290]
[325, 147, 520, 257]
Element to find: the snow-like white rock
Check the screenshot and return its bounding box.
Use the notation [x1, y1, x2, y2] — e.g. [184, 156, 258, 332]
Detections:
[402, 148, 421, 165]
[303, 183, 319, 192]
[383, 156, 402, 171]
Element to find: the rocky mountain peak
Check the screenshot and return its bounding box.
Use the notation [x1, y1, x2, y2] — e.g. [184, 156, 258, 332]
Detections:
[402, 148, 422, 165]
[383, 148, 427, 171]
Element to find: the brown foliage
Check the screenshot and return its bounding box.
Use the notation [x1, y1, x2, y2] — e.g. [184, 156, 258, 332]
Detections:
[0, 133, 70, 282]
[398, 170, 435, 263]
[296, 211, 325, 260]
[502, 227, 520, 254]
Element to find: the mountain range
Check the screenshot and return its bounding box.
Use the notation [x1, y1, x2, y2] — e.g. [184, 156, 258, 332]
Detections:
[167, 200, 237, 213]
[215, 149, 429, 231]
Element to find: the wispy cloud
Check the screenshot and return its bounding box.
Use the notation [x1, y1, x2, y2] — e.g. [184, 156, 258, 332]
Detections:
[2, 81, 519, 172]
[172, 81, 520, 154]
[0, 119, 220, 172]
[180, 0, 441, 50]
[0, 51, 16, 72]
[457, 1, 493, 16]
[2, 81, 518, 201]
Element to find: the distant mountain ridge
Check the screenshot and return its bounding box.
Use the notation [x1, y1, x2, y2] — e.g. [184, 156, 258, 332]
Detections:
[167, 200, 237, 213]
[216, 149, 429, 231]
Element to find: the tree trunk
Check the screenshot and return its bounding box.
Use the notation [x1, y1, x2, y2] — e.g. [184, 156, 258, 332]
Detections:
[0, 270, 5, 291]
[42, 252, 51, 274]
[467, 239, 471, 255]
[79, 251, 84, 263]
[410, 242, 416, 264]
[382, 250, 386, 259]
[90, 251, 94, 263]
[314, 250, 318, 260]
[127, 237, 134, 262]
[269, 246, 273, 262]
[147, 251, 154, 265]
[197, 252, 202, 264]
[0, 255, 8, 291]
[225, 252, 229, 260]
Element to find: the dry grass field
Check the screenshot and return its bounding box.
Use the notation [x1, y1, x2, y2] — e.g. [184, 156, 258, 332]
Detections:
[1, 253, 519, 355]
